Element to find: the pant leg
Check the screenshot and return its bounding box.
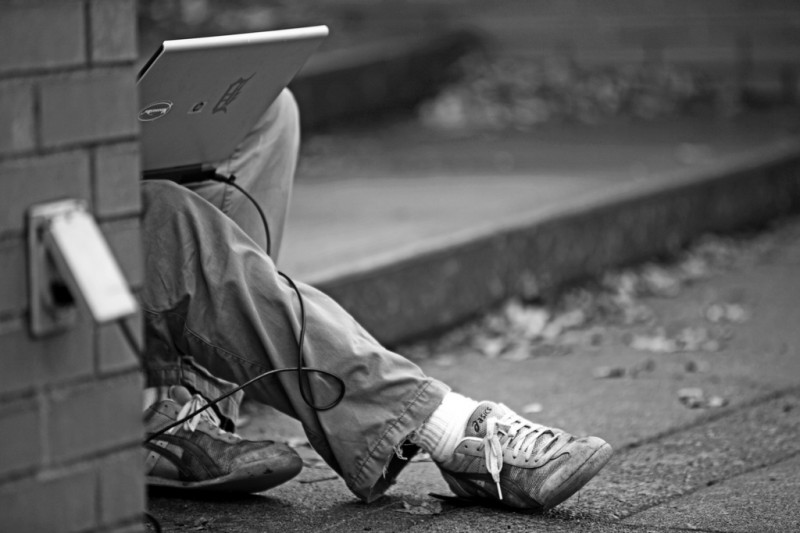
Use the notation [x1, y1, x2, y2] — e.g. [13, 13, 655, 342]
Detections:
[140, 180, 449, 501]
[186, 88, 299, 261]
[148, 88, 298, 419]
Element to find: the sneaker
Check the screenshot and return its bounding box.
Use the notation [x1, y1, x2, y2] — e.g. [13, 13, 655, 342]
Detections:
[143, 386, 302, 493]
[435, 402, 612, 511]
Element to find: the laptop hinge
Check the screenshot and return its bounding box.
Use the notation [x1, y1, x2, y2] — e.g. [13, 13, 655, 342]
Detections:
[142, 164, 217, 184]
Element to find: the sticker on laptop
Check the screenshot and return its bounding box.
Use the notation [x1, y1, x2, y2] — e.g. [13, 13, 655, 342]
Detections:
[138, 101, 173, 122]
[213, 74, 255, 114]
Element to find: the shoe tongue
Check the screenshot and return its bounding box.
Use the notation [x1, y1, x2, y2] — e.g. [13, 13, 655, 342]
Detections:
[169, 385, 193, 406]
[464, 402, 507, 438]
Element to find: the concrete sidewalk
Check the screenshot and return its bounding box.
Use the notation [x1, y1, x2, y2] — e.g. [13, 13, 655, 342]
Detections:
[280, 109, 800, 345]
[148, 193, 800, 532]
[147, 109, 800, 532]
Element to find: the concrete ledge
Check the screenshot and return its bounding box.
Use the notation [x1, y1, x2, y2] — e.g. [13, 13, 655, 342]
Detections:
[313, 139, 800, 346]
[290, 29, 482, 131]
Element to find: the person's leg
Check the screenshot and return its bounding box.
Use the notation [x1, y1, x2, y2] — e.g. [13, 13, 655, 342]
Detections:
[143, 88, 299, 427]
[141, 179, 449, 502]
[139, 90, 304, 490]
[186, 87, 299, 260]
[141, 180, 612, 508]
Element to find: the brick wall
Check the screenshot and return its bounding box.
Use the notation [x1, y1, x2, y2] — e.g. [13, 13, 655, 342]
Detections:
[0, 1, 145, 531]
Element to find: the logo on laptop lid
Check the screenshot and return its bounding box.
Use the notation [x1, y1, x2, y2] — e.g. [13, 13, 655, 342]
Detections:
[138, 101, 173, 122]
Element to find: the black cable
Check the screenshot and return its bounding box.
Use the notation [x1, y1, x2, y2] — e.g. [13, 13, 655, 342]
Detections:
[144, 511, 162, 532]
[209, 174, 271, 256]
[122, 173, 346, 445]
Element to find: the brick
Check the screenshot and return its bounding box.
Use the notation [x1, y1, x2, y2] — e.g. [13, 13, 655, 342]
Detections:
[0, 397, 41, 479]
[97, 311, 143, 374]
[102, 218, 145, 288]
[90, 0, 139, 64]
[0, 237, 25, 316]
[0, 80, 35, 156]
[0, 3, 85, 74]
[98, 448, 145, 526]
[0, 151, 91, 236]
[0, 466, 96, 532]
[94, 142, 142, 218]
[40, 70, 138, 148]
[0, 319, 94, 396]
[48, 372, 143, 464]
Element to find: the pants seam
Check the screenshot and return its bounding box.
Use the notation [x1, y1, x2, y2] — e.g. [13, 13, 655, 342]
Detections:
[349, 379, 434, 489]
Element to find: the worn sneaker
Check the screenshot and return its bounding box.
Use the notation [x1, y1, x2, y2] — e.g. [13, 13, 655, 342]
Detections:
[143, 386, 302, 493]
[435, 402, 612, 511]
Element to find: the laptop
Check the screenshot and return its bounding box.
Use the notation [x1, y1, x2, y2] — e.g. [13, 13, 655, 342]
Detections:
[137, 25, 328, 181]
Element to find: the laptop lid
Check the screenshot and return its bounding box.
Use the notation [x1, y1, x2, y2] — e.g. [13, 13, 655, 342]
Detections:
[137, 26, 328, 176]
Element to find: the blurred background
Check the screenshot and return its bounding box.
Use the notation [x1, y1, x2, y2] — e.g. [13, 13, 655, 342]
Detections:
[138, 0, 800, 285]
[138, 0, 800, 132]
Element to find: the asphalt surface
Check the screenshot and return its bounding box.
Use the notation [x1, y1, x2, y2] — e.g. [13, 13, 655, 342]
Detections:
[146, 113, 800, 532]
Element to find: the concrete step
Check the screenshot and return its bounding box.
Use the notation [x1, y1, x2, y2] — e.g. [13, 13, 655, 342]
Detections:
[281, 113, 800, 345]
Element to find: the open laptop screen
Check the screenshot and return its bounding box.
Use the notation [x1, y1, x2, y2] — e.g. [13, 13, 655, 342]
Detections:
[137, 26, 328, 177]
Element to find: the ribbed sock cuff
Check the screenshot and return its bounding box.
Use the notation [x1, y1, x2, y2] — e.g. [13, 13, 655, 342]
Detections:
[412, 392, 478, 462]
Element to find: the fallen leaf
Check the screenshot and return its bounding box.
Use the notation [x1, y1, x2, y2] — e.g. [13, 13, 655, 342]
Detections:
[543, 309, 587, 339]
[684, 360, 711, 373]
[505, 301, 550, 339]
[706, 395, 728, 408]
[593, 366, 626, 379]
[706, 303, 750, 324]
[701, 339, 723, 352]
[397, 500, 443, 515]
[433, 354, 457, 367]
[641, 265, 681, 297]
[724, 303, 749, 323]
[677, 388, 727, 409]
[629, 359, 656, 377]
[678, 255, 710, 281]
[522, 402, 543, 414]
[678, 387, 706, 408]
[500, 344, 531, 361]
[675, 326, 710, 352]
[629, 333, 678, 353]
[474, 336, 507, 358]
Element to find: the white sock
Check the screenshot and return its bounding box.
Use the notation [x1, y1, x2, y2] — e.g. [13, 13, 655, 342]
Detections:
[412, 392, 479, 462]
[143, 386, 171, 411]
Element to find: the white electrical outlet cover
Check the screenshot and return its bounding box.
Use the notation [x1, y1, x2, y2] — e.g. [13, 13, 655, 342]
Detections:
[45, 202, 138, 323]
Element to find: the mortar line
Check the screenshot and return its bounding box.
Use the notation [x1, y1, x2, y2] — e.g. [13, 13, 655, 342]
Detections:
[617, 384, 800, 453]
[616, 419, 800, 524]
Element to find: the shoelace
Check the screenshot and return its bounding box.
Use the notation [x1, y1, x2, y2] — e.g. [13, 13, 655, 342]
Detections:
[483, 409, 563, 500]
[173, 395, 241, 440]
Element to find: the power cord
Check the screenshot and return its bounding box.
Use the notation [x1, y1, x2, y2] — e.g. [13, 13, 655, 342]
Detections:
[210, 174, 272, 256]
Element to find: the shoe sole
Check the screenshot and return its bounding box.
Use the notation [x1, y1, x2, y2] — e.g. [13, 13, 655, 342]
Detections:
[147, 460, 302, 493]
[539, 440, 613, 510]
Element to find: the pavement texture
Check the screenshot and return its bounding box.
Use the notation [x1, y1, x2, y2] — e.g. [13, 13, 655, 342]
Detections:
[147, 204, 800, 532]
[145, 110, 800, 532]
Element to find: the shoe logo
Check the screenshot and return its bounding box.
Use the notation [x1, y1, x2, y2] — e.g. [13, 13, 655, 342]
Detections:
[472, 405, 493, 433]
